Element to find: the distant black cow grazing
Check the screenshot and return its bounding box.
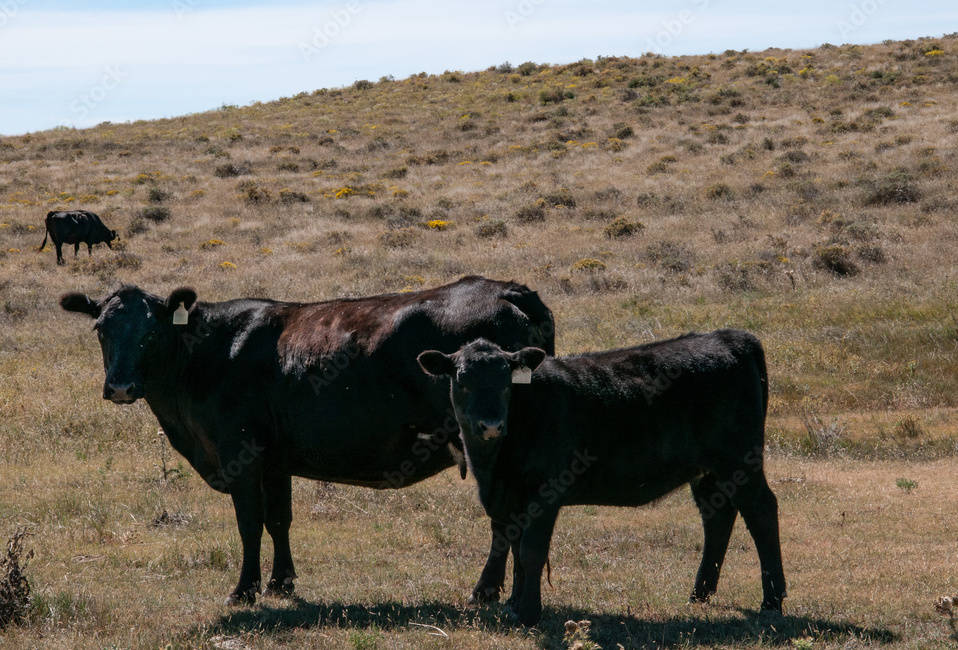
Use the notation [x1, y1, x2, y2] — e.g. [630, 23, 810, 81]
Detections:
[418, 331, 786, 625]
[39, 210, 117, 265]
[60, 276, 555, 606]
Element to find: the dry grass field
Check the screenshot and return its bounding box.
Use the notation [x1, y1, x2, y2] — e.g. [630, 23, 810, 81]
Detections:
[1, 34, 958, 648]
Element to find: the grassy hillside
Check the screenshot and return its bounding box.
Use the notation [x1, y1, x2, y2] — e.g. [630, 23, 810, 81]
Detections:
[1, 34, 958, 648]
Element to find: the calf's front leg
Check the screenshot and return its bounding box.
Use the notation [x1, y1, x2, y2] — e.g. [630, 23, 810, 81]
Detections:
[513, 507, 559, 626]
[470, 518, 510, 604]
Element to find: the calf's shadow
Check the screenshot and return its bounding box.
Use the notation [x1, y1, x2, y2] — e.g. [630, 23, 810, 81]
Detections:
[201, 597, 896, 648]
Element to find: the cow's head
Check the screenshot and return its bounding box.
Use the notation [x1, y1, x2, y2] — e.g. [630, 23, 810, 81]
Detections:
[60, 286, 197, 404]
[418, 339, 545, 444]
[105, 230, 118, 248]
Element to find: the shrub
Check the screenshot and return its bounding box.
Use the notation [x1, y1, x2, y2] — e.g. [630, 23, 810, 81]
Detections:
[147, 187, 170, 203]
[864, 170, 920, 205]
[214, 162, 251, 178]
[279, 189, 310, 204]
[571, 258, 606, 272]
[140, 206, 171, 222]
[379, 228, 416, 249]
[515, 203, 546, 223]
[0, 530, 32, 629]
[857, 244, 887, 263]
[814, 244, 859, 276]
[539, 87, 574, 104]
[646, 240, 694, 273]
[517, 61, 538, 76]
[277, 161, 300, 172]
[705, 183, 735, 200]
[353, 79, 373, 90]
[239, 181, 271, 204]
[384, 167, 407, 179]
[542, 190, 576, 208]
[475, 219, 508, 238]
[604, 217, 644, 239]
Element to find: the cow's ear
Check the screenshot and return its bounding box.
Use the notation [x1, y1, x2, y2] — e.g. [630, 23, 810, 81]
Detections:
[510, 347, 546, 372]
[60, 293, 101, 319]
[166, 287, 197, 313]
[417, 350, 455, 377]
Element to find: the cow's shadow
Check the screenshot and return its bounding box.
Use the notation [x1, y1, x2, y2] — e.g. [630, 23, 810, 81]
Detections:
[202, 597, 897, 648]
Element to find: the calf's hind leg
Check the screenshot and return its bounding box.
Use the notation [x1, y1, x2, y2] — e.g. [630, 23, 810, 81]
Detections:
[730, 469, 786, 611]
[689, 473, 738, 603]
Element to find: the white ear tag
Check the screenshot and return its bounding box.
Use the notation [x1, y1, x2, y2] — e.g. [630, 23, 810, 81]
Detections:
[172, 302, 189, 326]
[511, 367, 532, 384]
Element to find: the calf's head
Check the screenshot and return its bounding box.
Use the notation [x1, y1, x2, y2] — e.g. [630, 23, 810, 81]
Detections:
[60, 286, 197, 403]
[418, 339, 545, 443]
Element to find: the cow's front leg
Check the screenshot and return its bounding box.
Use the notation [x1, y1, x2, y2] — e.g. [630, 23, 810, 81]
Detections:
[469, 518, 509, 604]
[262, 470, 296, 598]
[225, 470, 265, 606]
[87, 243, 93, 256]
[74, 243, 80, 257]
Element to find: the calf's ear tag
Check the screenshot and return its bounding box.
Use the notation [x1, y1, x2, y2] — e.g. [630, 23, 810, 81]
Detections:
[172, 302, 189, 326]
[511, 367, 532, 384]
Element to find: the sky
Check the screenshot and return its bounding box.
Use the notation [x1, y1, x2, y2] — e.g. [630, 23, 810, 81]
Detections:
[1, 0, 956, 135]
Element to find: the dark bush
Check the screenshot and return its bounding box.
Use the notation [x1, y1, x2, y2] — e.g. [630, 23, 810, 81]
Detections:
[515, 203, 546, 223]
[604, 218, 644, 239]
[0, 530, 32, 629]
[140, 206, 171, 222]
[475, 220, 508, 238]
[147, 187, 170, 203]
[864, 170, 920, 205]
[214, 162, 251, 178]
[814, 244, 859, 276]
[646, 240, 694, 273]
[279, 189, 310, 204]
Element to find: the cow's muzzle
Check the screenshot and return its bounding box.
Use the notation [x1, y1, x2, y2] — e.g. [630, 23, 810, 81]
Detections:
[104, 382, 142, 404]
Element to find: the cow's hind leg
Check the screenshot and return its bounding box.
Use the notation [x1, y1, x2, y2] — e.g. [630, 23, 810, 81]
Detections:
[74, 243, 80, 258]
[469, 519, 509, 604]
[87, 243, 93, 256]
[731, 468, 786, 612]
[262, 471, 296, 598]
[689, 473, 738, 603]
[54, 242, 64, 265]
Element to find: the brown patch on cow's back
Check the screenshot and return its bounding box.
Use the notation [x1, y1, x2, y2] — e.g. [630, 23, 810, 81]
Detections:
[273, 278, 489, 367]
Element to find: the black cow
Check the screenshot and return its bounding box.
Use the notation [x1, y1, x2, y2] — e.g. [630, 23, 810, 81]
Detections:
[60, 276, 555, 605]
[39, 210, 117, 265]
[417, 331, 786, 625]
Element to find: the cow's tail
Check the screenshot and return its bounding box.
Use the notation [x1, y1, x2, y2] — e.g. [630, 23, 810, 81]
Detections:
[755, 337, 769, 421]
[38, 228, 49, 252]
[503, 284, 556, 356]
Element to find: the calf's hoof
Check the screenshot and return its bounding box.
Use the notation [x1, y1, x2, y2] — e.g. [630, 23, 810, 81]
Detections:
[263, 577, 295, 599]
[468, 584, 501, 606]
[505, 601, 542, 627]
[760, 598, 785, 614]
[224, 588, 257, 607]
[688, 589, 714, 604]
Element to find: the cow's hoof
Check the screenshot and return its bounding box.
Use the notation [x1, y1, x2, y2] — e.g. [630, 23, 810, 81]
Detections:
[263, 577, 295, 599]
[468, 585, 501, 606]
[224, 590, 256, 607]
[688, 592, 713, 604]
